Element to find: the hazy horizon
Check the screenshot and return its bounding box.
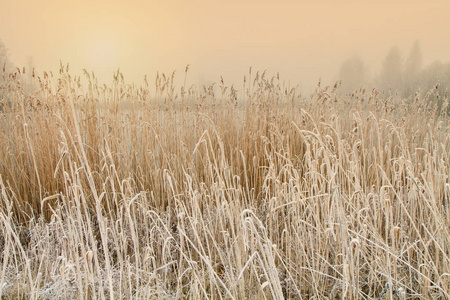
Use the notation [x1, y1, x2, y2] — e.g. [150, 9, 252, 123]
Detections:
[2, 0, 450, 93]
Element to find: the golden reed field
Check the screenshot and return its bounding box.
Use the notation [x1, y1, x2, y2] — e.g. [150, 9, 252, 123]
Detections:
[0, 66, 449, 299]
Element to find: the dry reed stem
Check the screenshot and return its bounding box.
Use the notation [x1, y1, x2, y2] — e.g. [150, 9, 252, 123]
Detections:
[0, 67, 448, 298]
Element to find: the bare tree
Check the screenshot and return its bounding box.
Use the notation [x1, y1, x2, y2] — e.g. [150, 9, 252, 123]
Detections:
[0, 39, 13, 73]
[378, 46, 403, 93]
[338, 55, 367, 93]
[0, 39, 15, 112]
[403, 41, 423, 97]
[420, 60, 450, 114]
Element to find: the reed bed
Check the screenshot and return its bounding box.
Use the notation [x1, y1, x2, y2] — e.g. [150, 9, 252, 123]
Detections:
[0, 66, 449, 299]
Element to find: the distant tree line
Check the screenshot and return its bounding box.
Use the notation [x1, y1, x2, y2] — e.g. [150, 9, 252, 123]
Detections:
[0, 39, 13, 112]
[0, 39, 38, 112]
[1, 38, 449, 114]
[0, 39, 14, 74]
[338, 41, 450, 114]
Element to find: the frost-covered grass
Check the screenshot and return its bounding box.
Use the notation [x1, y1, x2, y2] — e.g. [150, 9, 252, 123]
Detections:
[0, 67, 449, 299]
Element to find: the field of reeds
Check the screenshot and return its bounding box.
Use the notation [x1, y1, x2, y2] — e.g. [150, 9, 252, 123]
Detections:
[0, 65, 449, 299]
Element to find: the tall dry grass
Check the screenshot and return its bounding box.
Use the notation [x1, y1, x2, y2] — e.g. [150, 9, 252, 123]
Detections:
[0, 65, 449, 299]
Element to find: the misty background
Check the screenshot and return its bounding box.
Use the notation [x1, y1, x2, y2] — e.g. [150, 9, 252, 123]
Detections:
[1, 0, 450, 103]
[2, 37, 449, 101]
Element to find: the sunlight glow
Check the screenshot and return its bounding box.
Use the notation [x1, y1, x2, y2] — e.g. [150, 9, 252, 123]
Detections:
[85, 38, 120, 72]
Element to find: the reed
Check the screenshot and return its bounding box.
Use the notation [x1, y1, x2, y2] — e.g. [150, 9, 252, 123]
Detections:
[0, 65, 448, 298]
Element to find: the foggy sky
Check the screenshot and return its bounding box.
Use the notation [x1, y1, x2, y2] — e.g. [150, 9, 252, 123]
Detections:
[1, 0, 450, 92]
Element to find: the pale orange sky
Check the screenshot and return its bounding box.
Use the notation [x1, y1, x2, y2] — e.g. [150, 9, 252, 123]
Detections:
[1, 0, 450, 92]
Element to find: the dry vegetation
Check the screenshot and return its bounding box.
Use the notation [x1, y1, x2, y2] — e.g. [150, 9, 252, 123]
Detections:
[0, 65, 449, 299]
